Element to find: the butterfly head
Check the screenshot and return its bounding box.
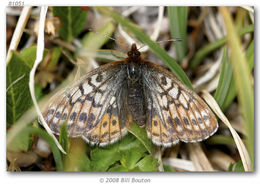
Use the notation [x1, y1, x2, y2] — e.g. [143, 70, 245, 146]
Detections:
[127, 44, 141, 63]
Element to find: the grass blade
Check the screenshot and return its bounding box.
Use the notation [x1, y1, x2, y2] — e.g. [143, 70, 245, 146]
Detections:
[214, 47, 233, 108]
[222, 40, 254, 111]
[168, 7, 188, 62]
[190, 24, 254, 69]
[220, 7, 254, 168]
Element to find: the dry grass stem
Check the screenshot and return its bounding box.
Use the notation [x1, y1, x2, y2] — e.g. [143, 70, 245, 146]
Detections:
[201, 90, 252, 171]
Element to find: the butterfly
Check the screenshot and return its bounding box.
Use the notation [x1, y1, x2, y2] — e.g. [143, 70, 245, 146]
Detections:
[41, 43, 218, 147]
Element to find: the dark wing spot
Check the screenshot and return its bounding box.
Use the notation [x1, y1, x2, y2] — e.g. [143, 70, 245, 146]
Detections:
[101, 132, 109, 138]
[96, 73, 103, 82]
[152, 133, 159, 137]
[183, 117, 189, 125]
[153, 120, 158, 126]
[89, 135, 99, 142]
[79, 112, 87, 122]
[112, 120, 117, 126]
[174, 117, 181, 126]
[162, 133, 169, 138]
[62, 113, 67, 120]
[48, 109, 55, 115]
[87, 113, 95, 125]
[192, 119, 197, 125]
[198, 117, 203, 124]
[103, 121, 107, 128]
[55, 111, 61, 118]
[70, 112, 77, 121]
[111, 131, 119, 135]
[79, 83, 84, 95]
[161, 76, 167, 86]
[203, 115, 209, 121]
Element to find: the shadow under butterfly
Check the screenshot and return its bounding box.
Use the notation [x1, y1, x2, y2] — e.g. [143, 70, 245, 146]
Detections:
[40, 43, 218, 147]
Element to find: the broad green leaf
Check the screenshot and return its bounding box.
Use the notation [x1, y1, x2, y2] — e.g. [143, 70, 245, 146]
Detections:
[6, 47, 49, 126]
[90, 145, 121, 171]
[52, 7, 88, 42]
[7, 52, 32, 126]
[136, 155, 158, 171]
[96, 7, 193, 89]
[206, 135, 235, 146]
[120, 147, 147, 170]
[19, 46, 49, 68]
[90, 134, 148, 171]
[108, 165, 129, 171]
[128, 122, 153, 154]
[168, 7, 188, 62]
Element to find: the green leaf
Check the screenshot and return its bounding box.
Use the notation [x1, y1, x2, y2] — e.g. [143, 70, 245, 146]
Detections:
[90, 134, 149, 171]
[206, 135, 235, 146]
[90, 145, 121, 171]
[168, 7, 188, 62]
[136, 155, 158, 171]
[19, 46, 49, 68]
[120, 147, 147, 170]
[108, 165, 129, 171]
[96, 7, 193, 89]
[7, 52, 32, 126]
[128, 122, 153, 154]
[52, 7, 88, 42]
[6, 47, 49, 126]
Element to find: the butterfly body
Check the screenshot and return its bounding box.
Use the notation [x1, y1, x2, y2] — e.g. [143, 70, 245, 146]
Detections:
[41, 44, 218, 147]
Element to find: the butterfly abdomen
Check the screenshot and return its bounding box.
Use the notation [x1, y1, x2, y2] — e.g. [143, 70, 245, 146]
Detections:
[127, 74, 146, 128]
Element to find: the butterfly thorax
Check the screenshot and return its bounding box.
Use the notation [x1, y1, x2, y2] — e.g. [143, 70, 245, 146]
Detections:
[126, 44, 146, 127]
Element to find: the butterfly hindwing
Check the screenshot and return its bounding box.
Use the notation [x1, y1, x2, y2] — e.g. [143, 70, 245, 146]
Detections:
[83, 85, 132, 146]
[143, 61, 218, 146]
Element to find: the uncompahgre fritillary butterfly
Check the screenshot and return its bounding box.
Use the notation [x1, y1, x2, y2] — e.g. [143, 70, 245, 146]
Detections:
[40, 44, 218, 147]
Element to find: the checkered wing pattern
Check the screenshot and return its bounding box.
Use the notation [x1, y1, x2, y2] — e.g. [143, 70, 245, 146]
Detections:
[142, 61, 218, 147]
[41, 62, 131, 146]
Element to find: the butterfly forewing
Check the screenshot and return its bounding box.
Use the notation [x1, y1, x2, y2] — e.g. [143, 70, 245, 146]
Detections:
[42, 61, 132, 145]
[142, 61, 218, 147]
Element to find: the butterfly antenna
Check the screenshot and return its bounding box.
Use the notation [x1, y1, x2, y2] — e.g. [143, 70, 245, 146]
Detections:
[137, 38, 182, 51]
[87, 28, 129, 49]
